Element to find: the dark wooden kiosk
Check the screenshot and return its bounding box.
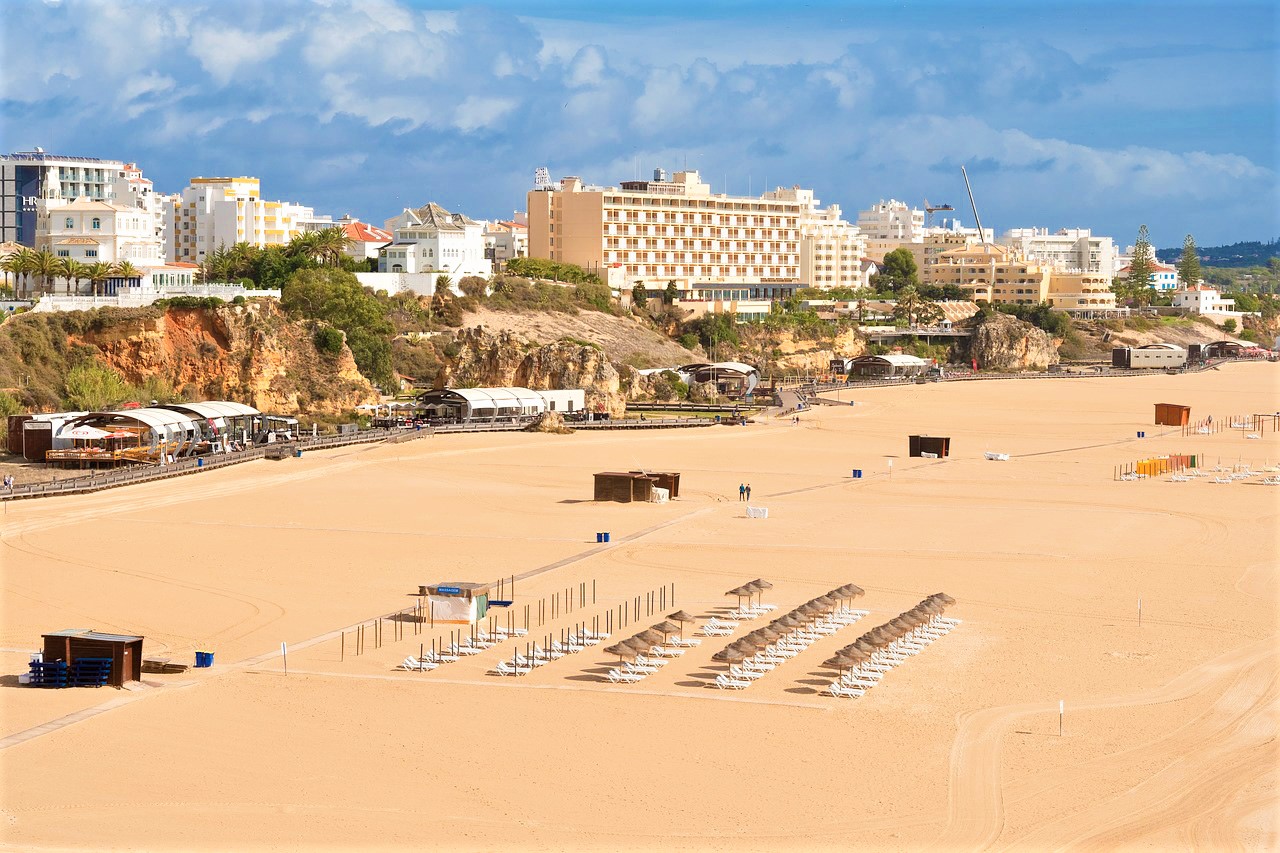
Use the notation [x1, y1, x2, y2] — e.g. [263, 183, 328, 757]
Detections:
[42, 630, 143, 687]
[629, 470, 681, 498]
[908, 435, 951, 458]
[594, 472, 656, 503]
[1154, 403, 1191, 426]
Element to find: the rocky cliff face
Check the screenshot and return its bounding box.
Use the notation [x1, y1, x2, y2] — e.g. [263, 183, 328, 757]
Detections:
[734, 325, 867, 373]
[441, 327, 625, 415]
[960, 312, 1059, 370]
[75, 301, 377, 415]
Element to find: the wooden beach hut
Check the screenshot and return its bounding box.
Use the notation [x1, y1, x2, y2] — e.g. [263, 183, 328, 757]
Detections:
[909, 435, 951, 458]
[1154, 403, 1191, 426]
[41, 630, 143, 687]
[594, 471, 656, 503]
[628, 471, 681, 498]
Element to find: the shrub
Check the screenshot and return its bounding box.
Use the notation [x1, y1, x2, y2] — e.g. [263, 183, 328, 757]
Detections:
[1222, 318, 1237, 333]
[314, 326, 345, 356]
[63, 363, 131, 411]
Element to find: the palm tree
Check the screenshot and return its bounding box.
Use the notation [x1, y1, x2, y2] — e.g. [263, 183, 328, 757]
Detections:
[312, 227, 351, 267]
[287, 230, 322, 262]
[0, 252, 19, 298]
[9, 248, 37, 299]
[30, 250, 60, 297]
[56, 257, 88, 295]
[112, 260, 142, 287]
[86, 261, 114, 297]
[892, 284, 941, 328]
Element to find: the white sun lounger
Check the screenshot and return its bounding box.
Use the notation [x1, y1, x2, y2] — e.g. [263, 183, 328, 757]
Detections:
[401, 656, 438, 671]
[828, 682, 865, 698]
[608, 668, 645, 683]
[490, 660, 531, 677]
[715, 674, 752, 690]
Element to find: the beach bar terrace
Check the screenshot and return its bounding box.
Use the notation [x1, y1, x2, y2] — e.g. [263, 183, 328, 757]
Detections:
[40, 401, 264, 467]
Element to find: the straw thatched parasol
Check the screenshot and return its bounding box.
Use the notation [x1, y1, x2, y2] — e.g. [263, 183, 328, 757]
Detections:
[712, 647, 748, 664]
[622, 636, 652, 654]
[635, 629, 665, 646]
[652, 620, 681, 638]
[930, 593, 956, 606]
[726, 585, 753, 610]
[842, 583, 865, 597]
[667, 610, 697, 623]
[603, 643, 638, 664]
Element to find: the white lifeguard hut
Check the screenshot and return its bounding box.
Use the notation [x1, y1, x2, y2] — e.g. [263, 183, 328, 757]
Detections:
[422, 582, 491, 624]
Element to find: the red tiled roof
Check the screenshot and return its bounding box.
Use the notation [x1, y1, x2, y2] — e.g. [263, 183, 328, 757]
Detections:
[342, 221, 393, 243]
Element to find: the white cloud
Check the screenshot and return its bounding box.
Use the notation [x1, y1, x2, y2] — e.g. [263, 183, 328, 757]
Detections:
[454, 96, 516, 132]
[188, 25, 293, 86]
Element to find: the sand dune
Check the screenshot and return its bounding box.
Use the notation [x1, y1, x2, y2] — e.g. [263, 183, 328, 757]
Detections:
[1, 362, 1276, 851]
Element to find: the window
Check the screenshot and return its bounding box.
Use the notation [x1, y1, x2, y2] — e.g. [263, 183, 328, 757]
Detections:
[64, 217, 73, 228]
[85, 249, 98, 258]
[56, 250, 70, 258]
[91, 218, 101, 230]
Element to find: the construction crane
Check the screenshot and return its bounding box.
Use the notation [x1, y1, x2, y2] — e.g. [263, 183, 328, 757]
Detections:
[922, 199, 954, 229]
[959, 167, 988, 248]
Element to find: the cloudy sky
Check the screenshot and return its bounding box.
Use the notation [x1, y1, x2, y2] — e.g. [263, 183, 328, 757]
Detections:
[2, 0, 1276, 248]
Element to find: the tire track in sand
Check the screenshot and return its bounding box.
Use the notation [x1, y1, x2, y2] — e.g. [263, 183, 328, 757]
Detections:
[934, 636, 1276, 850]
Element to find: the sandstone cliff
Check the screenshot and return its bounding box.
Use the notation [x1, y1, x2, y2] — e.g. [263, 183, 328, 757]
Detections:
[960, 312, 1059, 370]
[2, 301, 377, 415]
[440, 327, 626, 415]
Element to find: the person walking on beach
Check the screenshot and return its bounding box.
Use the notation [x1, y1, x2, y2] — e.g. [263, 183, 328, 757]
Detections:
[739, 483, 746, 501]
[745, 483, 752, 501]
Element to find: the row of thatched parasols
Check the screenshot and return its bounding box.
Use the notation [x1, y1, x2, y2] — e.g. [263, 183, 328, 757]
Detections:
[602, 610, 700, 663]
[821, 593, 956, 675]
[710, 583, 866, 665]
[724, 578, 774, 612]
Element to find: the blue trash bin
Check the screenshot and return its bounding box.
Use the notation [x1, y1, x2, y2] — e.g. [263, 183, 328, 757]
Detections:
[197, 457, 204, 468]
[1137, 431, 1145, 438]
[603, 532, 611, 543]
[852, 469, 863, 479]
[715, 415, 721, 423]
[295, 449, 303, 458]
[595, 532, 603, 543]
[195, 651, 214, 668]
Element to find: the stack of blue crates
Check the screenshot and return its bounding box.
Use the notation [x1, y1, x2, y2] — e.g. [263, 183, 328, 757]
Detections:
[71, 657, 112, 687]
[28, 660, 69, 687]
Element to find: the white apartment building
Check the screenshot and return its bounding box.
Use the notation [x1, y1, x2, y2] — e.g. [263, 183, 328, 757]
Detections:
[999, 228, 1117, 275]
[762, 186, 869, 291]
[379, 202, 491, 278]
[527, 169, 808, 299]
[1, 150, 128, 246]
[39, 198, 165, 267]
[856, 199, 925, 240]
[1117, 259, 1179, 291]
[168, 177, 330, 263]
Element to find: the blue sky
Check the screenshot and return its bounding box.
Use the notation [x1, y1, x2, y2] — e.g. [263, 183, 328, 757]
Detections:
[2, 0, 1276, 248]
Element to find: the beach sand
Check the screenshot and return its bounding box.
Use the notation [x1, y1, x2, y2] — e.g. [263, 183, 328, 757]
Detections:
[1, 363, 1276, 851]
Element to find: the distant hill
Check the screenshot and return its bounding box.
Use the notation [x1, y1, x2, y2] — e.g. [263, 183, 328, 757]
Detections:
[1156, 239, 1280, 268]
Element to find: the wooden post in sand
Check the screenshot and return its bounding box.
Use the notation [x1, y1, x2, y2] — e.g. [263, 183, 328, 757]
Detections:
[1059, 700, 1064, 736]
[341, 631, 344, 662]
[1138, 597, 1143, 627]
[593, 579, 597, 604]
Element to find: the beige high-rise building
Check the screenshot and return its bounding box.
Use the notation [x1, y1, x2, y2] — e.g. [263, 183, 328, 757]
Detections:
[762, 186, 868, 291]
[527, 170, 807, 299]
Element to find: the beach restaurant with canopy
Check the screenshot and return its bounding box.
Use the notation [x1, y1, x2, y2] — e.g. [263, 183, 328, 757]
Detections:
[43, 400, 263, 467]
[413, 387, 547, 423]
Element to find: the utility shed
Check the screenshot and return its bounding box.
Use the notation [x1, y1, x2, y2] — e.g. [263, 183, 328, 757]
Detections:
[595, 471, 656, 503]
[909, 435, 951, 458]
[629, 470, 681, 498]
[1154, 403, 1191, 426]
[42, 630, 143, 687]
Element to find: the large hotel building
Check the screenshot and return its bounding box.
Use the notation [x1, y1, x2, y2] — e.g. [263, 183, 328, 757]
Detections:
[527, 170, 868, 299]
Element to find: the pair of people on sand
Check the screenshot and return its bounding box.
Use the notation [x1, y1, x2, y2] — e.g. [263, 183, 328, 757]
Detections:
[738, 483, 752, 501]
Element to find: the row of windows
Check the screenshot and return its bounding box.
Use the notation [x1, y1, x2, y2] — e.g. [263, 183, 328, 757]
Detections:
[608, 251, 796, 265]
[600, 196, 799, 213]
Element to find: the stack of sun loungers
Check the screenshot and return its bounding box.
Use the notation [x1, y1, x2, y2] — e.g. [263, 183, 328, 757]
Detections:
[489, 627, 611, 676]
[710, 583, 869, 690]
[825, 593, 960, 699]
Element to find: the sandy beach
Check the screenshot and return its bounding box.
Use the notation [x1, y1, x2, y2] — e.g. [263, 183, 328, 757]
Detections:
[1, 363, 1277, 851]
